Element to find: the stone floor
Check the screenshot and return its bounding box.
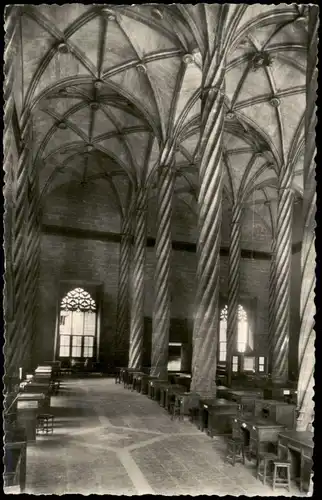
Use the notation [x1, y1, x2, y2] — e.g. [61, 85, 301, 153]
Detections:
[25, 377, 306, 496]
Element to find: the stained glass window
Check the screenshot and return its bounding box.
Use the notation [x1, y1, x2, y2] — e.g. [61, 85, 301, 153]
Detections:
[61, 287, 96, 312]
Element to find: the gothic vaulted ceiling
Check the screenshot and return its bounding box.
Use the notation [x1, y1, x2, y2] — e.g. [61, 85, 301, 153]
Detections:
[11, 4, 309, 230]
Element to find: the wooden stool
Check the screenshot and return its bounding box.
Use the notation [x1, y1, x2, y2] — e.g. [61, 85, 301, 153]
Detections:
[256, 452, 278, 485]
[125, 372, 133, 389]
[115, 370, 122, 384]
[50, 380, 60, 395]
[132, 376, 142, 393]
[226, 438, 245, 466]
[36, 414, 54, 434]
[170, 400, 183, 421]
[307, 472, 314, 496]
[189, 407, 199, 424]
[272, 461, 291, 492]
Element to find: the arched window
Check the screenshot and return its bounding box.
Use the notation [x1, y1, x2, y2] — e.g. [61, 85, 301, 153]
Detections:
[58, 288, 97, 360]
[219, 305, 228, 362]
[237, 305, 248, 353]
[219, 304, 253, 360]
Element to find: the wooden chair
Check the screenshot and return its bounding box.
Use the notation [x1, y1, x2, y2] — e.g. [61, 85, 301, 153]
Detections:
[115, 368, 122, 384]
[272, 460, 291, 492]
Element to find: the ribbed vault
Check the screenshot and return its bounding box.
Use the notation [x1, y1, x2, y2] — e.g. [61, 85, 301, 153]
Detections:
[11, 3, 309, 236]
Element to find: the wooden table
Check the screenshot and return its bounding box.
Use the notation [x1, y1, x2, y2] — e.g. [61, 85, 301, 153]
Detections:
[200, 398, 239, 436]
[278, 430, 314, 492]
[232, 415, 285, 463]
[174, 391, 200, 418]
[16, 400, 39, 442]
[226, 390, 263, 413]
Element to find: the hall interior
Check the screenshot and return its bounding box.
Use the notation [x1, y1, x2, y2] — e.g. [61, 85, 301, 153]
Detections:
[3, 3, 317, 496]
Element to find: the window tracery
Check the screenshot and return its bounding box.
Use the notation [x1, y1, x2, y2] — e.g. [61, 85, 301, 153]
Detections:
[61, 287, 96, 312]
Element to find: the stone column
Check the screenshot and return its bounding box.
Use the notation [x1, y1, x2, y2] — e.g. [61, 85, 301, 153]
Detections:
[226, 204, 242, 387]
[115, 213, 132, 366]
[150, 163, 176, 378]
[190, 57, 226, 397]
[268, 199, 278, 377]
[128, 188, 148, 370]
[270, 182, 294, 384]
[296, 7, 318, 432]
[3, 7, 18, 378]
[181, 342, 192, 372]
[4, 7, 33, 374]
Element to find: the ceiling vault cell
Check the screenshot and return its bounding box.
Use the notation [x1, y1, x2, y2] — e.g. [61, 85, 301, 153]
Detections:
[10, 4, 308, 216]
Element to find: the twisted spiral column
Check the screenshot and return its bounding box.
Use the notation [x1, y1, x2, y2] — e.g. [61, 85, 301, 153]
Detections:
[296, 7, 318, 432]
[268, 200, 278, 376]
[268, 240, 277, 375]
[226, 204, 242, 387]
[150, 164, 176, 378]
[271, 182, 294, 384]
[3, 6, 19, 333]
[24, 139, 41, 370]
[115, 214, 133, 365]
[190, 59, 226, 397]
[128, 189, 148, 370]
[9, 127, 32, 373]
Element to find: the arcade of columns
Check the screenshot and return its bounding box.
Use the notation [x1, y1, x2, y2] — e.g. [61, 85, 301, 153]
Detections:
[4, 6, 317, 431]
[122, 9, 317, 431]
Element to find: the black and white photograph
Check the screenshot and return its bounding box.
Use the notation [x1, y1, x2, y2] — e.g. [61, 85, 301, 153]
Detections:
[3, 3, 318, 496]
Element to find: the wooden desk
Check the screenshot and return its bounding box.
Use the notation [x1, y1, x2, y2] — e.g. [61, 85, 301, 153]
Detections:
[172, 374, 191, 391]
[165, 385, 186, 411]
[254, 399, 296, 429]
[278, 430, 313, 493]
[208, 400, 239, 436]
[139, 375, 157, 395]
[16, 400, 38, 442]
[264, 386, 297, 404]
[23, 383, 51, 408]
[198, 398, 238, 435]
[175, 391, 200, 418]
[158, 383, 172, 407]
[232, 415, 285, 461]
[148, 379, 169, 400]
[18, 393, 47, 409]
[226, 390, 263, 413]
[3, 440, 27, 493]
[216, 386, 230, 399]
[131, 371, 145, 392]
